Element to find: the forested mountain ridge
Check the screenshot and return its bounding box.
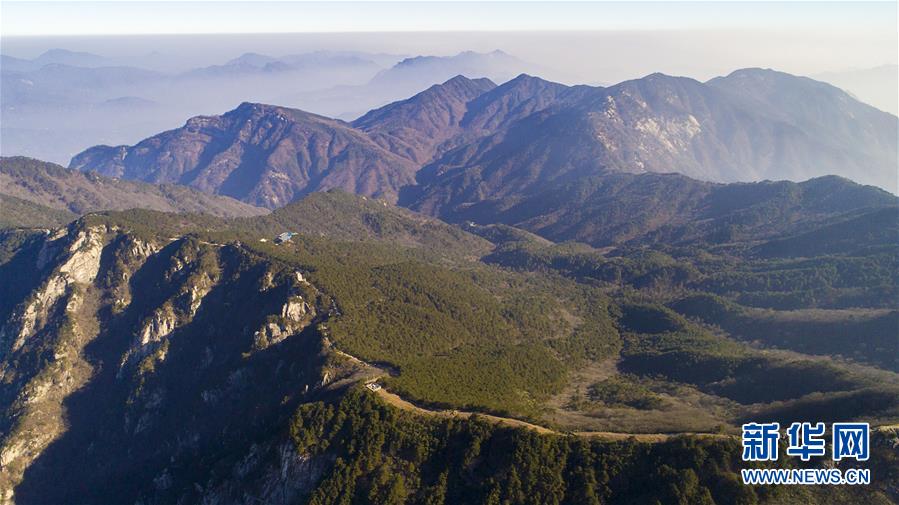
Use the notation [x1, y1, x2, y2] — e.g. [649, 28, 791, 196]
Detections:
[425, 171, 898, 248]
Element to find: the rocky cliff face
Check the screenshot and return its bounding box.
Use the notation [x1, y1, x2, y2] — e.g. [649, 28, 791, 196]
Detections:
[0, 222, 351, 504]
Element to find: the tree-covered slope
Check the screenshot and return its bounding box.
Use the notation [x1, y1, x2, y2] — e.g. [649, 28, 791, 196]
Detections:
[426, 171, 897, 249]
[1, 173, 897, 503]
[0, 156, 266, 218]
[244, 189, 492, 258]
[289, 388, 899, 505]
[0, 194, 75, 229]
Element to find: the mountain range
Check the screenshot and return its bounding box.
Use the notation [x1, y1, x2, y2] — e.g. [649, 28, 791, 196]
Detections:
[444, 172, 898, 249]
[407, 70, 896, 216]
[0, 49, 109, 73]
[2, 62, 899, 504]
[69, 69, 897, 217]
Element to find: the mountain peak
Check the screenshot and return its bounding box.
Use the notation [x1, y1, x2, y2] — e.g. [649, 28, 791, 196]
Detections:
[222, 102, 329, 124]
[352, 75, 497, 163]
[506, 73, 540, 84]
[37, 48, 101, 60]
[442, 74, 475, 85]
[438, 74, 497, 91]
[720, 67, 791, 80]
[34, 48, 106, 67]
[638, 71, 700, 85]
[458, 72, 570, 132]
[497, 73, 567, 91]
[231, 101, 282, 114]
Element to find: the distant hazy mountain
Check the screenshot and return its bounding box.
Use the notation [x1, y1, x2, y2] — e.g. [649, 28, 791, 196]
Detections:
[368, 50, 530, 94]
[184, 51, 385, 79]
[69, 103, 418, 208]
[1, 50, 405, 165]
[813, 64, 898, 115]
[224, 52, 280, 68]
[278, 50, 535, 119]
[5, 64, 163, 97]
[0, 55, 38, 74]
[222, 51, 403, 70]
[0, 156, 266, 218]
[0, 49, 108, 73]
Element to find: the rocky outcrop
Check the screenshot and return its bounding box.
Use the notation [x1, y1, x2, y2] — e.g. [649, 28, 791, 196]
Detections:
[281, 296, 311, 322]
[0, 225, 341, 504]
[252, 274, 316, 351]
[0, 224, 109, 503]
[119, 242, 220, 374]
[186, 438, 327, 505]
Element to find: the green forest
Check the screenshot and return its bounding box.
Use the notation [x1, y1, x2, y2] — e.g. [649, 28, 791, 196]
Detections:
[290, 389, 899, 505]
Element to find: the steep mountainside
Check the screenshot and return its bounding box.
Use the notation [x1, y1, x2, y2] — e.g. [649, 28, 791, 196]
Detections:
[352, 76, 497, 163]
[353, 74, 575, 165]
[0, 222, 342, 504]
[459, 73, 577, 135]
[69, 103, 418, 208]
[0, 157, 265, 218]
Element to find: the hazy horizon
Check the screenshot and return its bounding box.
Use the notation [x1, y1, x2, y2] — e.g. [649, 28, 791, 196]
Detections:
[3, 29, 896, 86]
[3, 1, 897, 81]
[2, 2, 896, 183]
